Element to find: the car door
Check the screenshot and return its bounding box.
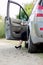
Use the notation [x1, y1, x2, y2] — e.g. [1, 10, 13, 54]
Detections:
[5, 0, 29, 40]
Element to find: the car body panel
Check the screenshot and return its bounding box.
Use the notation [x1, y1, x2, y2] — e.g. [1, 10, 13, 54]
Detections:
[28, 0, 43, 44]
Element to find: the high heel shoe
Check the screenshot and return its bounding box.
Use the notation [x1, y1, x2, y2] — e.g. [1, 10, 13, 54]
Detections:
[15, 45, 21, 49]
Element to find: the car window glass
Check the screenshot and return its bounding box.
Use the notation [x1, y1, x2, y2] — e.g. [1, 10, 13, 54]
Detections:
[9, 3, 20, 18]
[19, 8, 28, 21]
[41, 0, 43, 6]
[39, 0, 43, 6]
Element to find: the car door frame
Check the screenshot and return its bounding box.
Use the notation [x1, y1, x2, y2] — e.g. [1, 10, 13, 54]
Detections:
[7, 0, 29, 20]
[5, 0, 29, 40]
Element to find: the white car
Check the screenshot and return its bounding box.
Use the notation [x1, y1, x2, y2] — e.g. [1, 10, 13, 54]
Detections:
[5, 0, 43, 53]
[27, 0, 43, 53]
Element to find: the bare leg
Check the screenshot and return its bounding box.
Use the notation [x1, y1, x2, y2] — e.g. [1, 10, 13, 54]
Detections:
[19, 40, 23, 45]
[15, 40, 23, 48]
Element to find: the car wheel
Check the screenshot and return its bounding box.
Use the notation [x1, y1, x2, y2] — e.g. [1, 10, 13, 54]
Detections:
[28, 36, 37, 53]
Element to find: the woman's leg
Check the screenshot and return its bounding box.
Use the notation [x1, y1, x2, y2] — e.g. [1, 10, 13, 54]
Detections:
[15, 40, 23, 48]
[19, 40, 23, 45]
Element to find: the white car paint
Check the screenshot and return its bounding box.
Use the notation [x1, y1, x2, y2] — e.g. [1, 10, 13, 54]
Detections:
[28, 0, 43, 44]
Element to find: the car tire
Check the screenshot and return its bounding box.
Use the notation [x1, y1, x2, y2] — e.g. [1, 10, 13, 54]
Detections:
[28, 36, 37, 53]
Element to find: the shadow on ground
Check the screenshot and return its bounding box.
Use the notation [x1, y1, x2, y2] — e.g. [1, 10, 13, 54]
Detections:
[36, 44, 43, 53]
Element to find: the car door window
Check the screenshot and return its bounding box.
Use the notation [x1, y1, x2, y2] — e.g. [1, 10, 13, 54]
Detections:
[39, 0, 43, 6]
[19, 8, 28, 21]
[9, 3, 20, 19]
[9, 3, 28, 21]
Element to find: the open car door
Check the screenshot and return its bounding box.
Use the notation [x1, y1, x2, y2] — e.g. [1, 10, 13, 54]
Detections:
[5, 0, 29, 41]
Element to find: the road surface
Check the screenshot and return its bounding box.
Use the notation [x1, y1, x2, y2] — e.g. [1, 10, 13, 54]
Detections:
[0, 39, 43, 65]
